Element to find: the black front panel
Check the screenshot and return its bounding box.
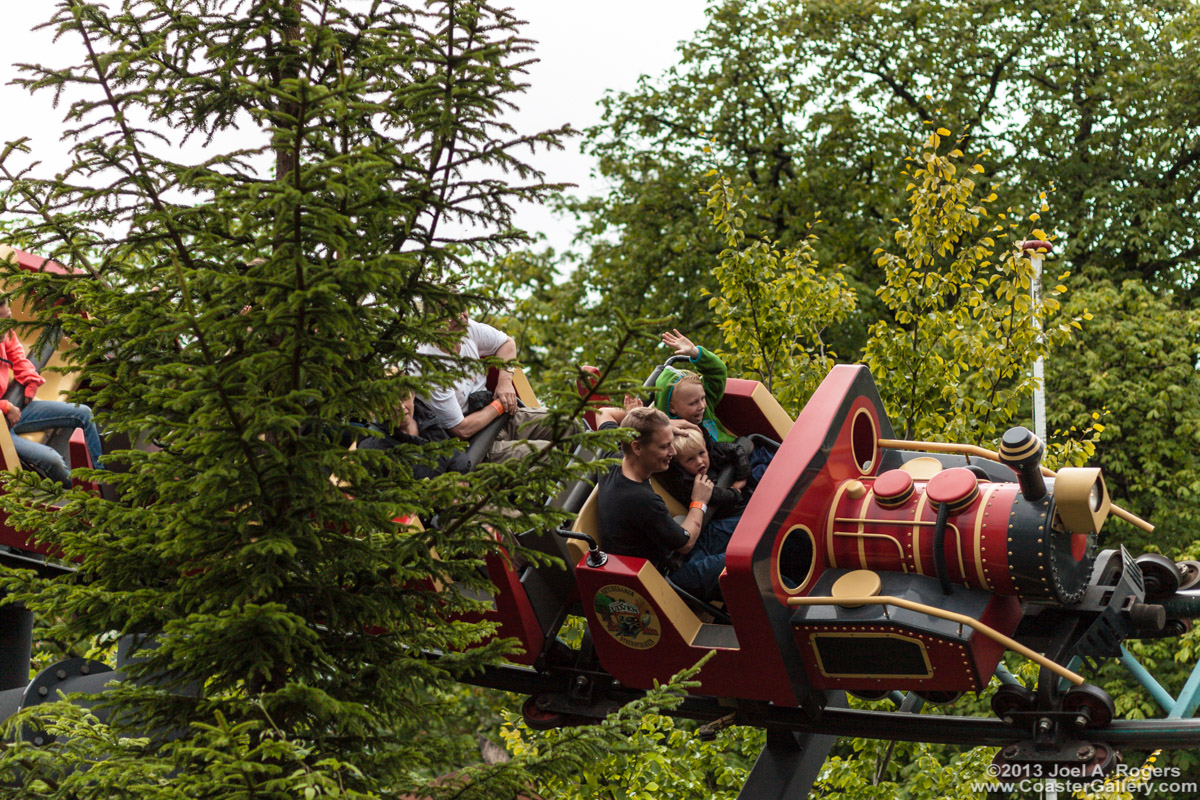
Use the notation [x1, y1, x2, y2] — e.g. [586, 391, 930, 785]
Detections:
[811, 633, 931, 678]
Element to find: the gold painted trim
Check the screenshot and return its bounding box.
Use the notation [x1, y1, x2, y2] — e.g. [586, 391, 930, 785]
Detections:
[831, 529, 906, 568]
[948, 521, 967, 586]
[788, 594, 1085, 685]
[832, 520, 963, 579]
[974, 485, 998, 590]
[0, 415, 21, 473]
[912, 490, 929, 575]
[778, 524, 817, 596]
[826, 480, 853, 569]
[850, 407, 879, 474]
[751, 382, 795, 441]
[835, 516, 938, 526]
[636, 561, 703, 645]
[512, 366, 540, 408]
[877, 437, 1152, 532]
[899, 457, 944, 479]
[856, 488, 873, 568]
[810, 632, 933, 679]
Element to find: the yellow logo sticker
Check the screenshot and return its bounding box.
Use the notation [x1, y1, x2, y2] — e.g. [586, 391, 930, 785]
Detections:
[593, 584, 661, 650]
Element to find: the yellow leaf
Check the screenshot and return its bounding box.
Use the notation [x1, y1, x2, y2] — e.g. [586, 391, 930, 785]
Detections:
[1031, 229, 1048, 240]
[971, 164, 985, 173]
[937, 127, 951, 136]
[1094, 423, 1105, 432]
[1054, 284, 1067, 293]
[1029, 213, 1041, 223]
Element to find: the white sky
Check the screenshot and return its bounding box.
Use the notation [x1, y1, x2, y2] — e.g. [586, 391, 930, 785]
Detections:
[0, 2, 709, 255]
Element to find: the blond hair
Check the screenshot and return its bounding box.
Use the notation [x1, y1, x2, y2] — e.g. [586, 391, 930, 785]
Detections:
[672, 428, 705, 459]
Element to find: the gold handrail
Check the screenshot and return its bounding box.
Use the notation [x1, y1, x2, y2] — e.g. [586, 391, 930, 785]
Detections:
[787, 594, 1085, 685]
[877, 437, 1153, 533]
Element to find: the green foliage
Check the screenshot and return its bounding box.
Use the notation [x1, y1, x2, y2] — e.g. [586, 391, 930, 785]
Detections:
[818, 735, 995, 800]
[1047, 280, 1200, 552]
[526, 0, 1200, 376]
[0, 1, 657, 797]
[863, 130, 1089, 460]
[702, 167, 857, 414]
[503, 711, 762, 799]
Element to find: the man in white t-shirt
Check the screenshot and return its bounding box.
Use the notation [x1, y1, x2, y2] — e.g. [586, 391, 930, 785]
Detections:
[416, 313, 558, 462]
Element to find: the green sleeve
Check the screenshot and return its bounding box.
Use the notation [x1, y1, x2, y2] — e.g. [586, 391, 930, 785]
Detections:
[691, 346, 727, 405]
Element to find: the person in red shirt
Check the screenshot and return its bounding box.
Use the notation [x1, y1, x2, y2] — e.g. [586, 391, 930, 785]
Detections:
[0, 301, 103, 488]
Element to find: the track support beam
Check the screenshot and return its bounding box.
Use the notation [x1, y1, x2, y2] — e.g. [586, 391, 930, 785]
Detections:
[736, 693, 845, 800]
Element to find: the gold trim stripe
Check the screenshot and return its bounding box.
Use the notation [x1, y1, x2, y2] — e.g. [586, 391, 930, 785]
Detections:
[831, 530, 906, 568]
[876, 438, 1152, 532]
[827, 480, 853, 569]
[974, 485, 997, 590]
[913, 490, 929, 575]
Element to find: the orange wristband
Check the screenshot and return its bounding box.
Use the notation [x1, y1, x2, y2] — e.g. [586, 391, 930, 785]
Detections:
[489, 399, 504, 415]
[689, 501, 707, 513]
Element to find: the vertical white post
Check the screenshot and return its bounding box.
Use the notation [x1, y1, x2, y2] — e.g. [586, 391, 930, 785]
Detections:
[1021, 240, 1052, 443]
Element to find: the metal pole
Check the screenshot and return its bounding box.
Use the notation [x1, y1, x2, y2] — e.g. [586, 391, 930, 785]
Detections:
[1021, 241, 1053, 443]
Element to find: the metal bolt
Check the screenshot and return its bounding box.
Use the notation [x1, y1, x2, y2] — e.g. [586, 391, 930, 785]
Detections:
[1074, 714, 1090, 729]
[80, 664, 90, 675]
[1037, 717, 1053, 733]
[32, 736, 44, 746]
[573, 676, 588, 689]
[1002, 745, 1020, 759]
[37, 686, 48, 697]
[1077, 745, 1096, 760]
[55, 669, 67, 680]
[1002, 715, 1015, 727]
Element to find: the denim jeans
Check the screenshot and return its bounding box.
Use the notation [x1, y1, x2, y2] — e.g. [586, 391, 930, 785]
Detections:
[10, 399, 103, 488]
[668, 515, 742, 602]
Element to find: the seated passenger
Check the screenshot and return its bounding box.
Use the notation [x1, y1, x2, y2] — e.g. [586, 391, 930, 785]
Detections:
[654, 329, 736, 443]
[357, 392, 470, 480]
[417, 312, 561, 463]
[594, 406, 726, 602]
[657, 427, 747, 544]
[654, 328, 769, 478]
[0, 300, 103, 488]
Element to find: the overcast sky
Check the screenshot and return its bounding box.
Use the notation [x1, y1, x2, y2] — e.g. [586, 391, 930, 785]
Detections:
[0, 3, 709, 255]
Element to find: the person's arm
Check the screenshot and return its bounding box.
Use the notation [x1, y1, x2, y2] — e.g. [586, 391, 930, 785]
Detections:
[447, 399, 507, 439]
[421, 380, 502, 440]
[668, 418, 700, 434]
[675, 472, 713, 554]
[490, 336, 520, 413]
[662, 328, 726, 404]
[594, 407, 626, 427]
[691, 345, 728, 406]
[0, 332, 44, 424]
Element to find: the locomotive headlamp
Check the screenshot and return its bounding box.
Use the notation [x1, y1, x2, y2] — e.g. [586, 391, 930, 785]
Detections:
[1053, 468, 1111, 535]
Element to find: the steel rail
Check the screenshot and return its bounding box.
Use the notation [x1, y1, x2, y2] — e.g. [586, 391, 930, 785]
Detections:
[467, 664, 1200, 750]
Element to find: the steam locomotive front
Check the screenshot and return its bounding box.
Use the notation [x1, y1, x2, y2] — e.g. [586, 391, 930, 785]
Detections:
[822, 426, 1110, 605]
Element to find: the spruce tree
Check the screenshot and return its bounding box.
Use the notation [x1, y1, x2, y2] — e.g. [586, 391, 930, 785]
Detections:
[0, 2, 662, 797]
